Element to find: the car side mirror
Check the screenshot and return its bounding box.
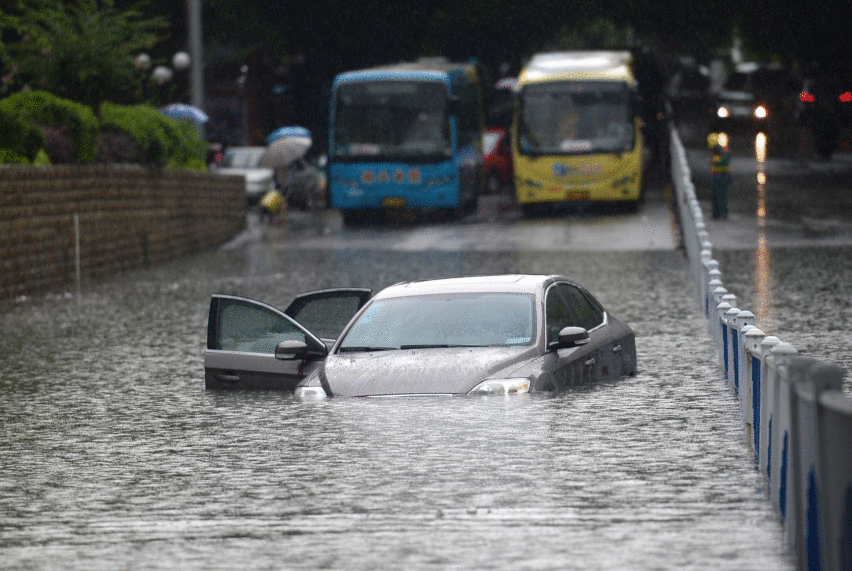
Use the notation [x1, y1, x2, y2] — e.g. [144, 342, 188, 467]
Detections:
[275, 339, 328, 361]
[548, 326, 589, 351]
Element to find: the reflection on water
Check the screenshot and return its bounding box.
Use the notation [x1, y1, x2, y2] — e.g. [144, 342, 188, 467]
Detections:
[0, 248, 793, 570]
[754, 132, 774, 333]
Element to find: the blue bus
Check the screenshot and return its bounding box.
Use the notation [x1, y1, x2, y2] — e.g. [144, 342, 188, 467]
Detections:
[327, 59, 484, 224]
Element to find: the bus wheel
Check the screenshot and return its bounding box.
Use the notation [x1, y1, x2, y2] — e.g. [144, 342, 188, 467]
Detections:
[522, 203, 545, 217]
[341, 209, 376, 226]
[621, 200, 640, 214]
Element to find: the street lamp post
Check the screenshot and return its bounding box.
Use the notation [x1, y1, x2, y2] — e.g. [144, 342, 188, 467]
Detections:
[142, 50, 191, 106]
[188, 0, 205, 139]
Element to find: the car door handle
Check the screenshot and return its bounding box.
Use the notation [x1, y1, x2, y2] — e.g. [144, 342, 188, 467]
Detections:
[214, 373, 241, 384]
[585, 357, 595, 367]
[612, 345, 622, 353]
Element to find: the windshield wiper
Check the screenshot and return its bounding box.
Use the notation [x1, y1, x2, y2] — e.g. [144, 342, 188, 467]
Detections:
[399, 344, 486, 349]
[337, 346, 395, 353]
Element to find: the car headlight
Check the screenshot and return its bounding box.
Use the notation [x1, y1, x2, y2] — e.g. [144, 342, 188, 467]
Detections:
[754, 105, 768, 119]
[717, 106, 730, 118]
[468, 378, 530, 396]
[294, 385, 328, 399]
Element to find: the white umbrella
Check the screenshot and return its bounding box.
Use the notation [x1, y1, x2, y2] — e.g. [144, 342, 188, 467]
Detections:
[258, 136, 312, 168]
[266, 126, 311, 145]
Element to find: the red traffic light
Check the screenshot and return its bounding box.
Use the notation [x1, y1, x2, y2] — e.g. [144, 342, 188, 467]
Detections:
[840, 91, 852, 103]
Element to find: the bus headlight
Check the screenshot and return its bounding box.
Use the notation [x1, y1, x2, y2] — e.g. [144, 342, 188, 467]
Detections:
[754, 105, 768, 119]
[468, 378, 530, 396]
[717, 106, 730, 118]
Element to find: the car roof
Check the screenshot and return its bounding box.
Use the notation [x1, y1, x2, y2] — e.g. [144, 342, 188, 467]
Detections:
[372, 274, 569, 300]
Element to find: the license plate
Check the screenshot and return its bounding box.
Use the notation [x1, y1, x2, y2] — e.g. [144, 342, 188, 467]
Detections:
[565, 191, 590, 201]
[383, 197, 406, 208]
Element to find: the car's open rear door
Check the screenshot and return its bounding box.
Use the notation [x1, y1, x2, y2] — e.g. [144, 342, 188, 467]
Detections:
[284, 288, 372, 345]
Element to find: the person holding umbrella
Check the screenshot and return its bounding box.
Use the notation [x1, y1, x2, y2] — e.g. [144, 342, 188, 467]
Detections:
[258, 127, 313, 216]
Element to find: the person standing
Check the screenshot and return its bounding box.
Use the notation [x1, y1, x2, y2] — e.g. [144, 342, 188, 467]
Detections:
[708, 133, 730, 219]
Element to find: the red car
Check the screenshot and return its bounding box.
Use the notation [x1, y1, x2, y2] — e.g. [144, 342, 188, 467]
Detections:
[483, 127, 513, 194]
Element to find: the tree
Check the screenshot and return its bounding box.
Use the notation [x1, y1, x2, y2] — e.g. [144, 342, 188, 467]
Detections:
[1, 0, 167, 107]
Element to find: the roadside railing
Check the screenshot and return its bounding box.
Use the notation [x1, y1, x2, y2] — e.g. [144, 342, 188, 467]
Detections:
[669, 127, 851, 571]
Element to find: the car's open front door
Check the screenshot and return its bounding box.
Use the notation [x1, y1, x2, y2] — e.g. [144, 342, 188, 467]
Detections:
[204, 290, 371, 391]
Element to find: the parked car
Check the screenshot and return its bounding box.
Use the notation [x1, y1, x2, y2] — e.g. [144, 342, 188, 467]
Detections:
[204, 274, 637, 397]
[212, 146, 275, 207]
[483, 127, 513, 194]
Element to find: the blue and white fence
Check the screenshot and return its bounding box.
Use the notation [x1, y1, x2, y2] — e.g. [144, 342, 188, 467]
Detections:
[670, 127, 852, 571]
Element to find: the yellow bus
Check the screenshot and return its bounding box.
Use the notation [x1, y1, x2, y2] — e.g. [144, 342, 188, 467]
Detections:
[512, 51, 644, 213]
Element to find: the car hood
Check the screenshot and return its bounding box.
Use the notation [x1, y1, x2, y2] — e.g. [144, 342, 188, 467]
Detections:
[214, 167, 274, 183]
[322, 346, 533, 397]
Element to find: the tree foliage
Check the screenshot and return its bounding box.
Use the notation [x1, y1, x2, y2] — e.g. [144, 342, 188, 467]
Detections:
[1, 0, 167, 106]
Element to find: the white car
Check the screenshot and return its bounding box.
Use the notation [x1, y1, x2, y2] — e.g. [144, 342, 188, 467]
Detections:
[213, 146, 275, 206]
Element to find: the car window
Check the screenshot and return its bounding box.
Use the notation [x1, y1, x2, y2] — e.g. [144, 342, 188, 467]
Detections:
[223, 148, 265, 168]
[286, 293, 367, 340]
[213, 298, 306, 354]
[545, 286, 574, 346]
[339, 293, 535, 349]
[558, 284, 603, 331]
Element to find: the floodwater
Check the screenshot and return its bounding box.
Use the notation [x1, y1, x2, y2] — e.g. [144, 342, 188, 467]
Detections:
[0, 236, 799, 569]
[684, 127, 852, 378]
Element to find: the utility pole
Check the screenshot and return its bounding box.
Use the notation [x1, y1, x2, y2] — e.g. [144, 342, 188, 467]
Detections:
[188, 0, 205, 139]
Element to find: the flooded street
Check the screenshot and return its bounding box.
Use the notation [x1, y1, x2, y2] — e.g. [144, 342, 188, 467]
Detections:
[1, 179, 809, 570]
[681, 122, 852, 377]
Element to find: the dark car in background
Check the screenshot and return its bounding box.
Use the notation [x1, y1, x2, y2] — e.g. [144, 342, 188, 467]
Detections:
[483, 127, 513, 194]
[711, 63, 795, 134]
[204, 274, 637, 397]
[797, 77, 852, 159]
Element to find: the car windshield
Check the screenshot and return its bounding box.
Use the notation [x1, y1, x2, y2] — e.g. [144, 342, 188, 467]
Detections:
[483, 131, 502, 155]
[222, 148, 266, 168]
[332, 80, 452, 162]
[338, 293, 535, 351]
[518, 80, 634, 155]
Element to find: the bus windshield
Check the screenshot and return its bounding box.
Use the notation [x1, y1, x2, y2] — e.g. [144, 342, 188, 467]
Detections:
[518, 81, 634, 155]
[333, 80, 452, 162]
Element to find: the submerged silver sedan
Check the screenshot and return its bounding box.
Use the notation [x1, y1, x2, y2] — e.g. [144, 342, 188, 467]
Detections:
[204, 275, 637, 397]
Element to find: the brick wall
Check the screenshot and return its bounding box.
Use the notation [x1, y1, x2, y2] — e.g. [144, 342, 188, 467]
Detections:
[0, 165, 246, 299]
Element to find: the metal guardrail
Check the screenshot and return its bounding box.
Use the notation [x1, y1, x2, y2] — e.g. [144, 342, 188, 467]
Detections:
[669, 127, 852, 571]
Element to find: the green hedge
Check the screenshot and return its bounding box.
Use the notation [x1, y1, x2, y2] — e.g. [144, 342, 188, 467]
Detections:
[0, 91, 98, 163]
[0, 92, 207, 169]
[99, 102, 206, 168]
[0, 108, 45, 163]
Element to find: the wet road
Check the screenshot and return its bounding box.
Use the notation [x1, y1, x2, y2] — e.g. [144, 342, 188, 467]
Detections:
[4, 131, 850, 569]
[678, 118, 852, 375]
